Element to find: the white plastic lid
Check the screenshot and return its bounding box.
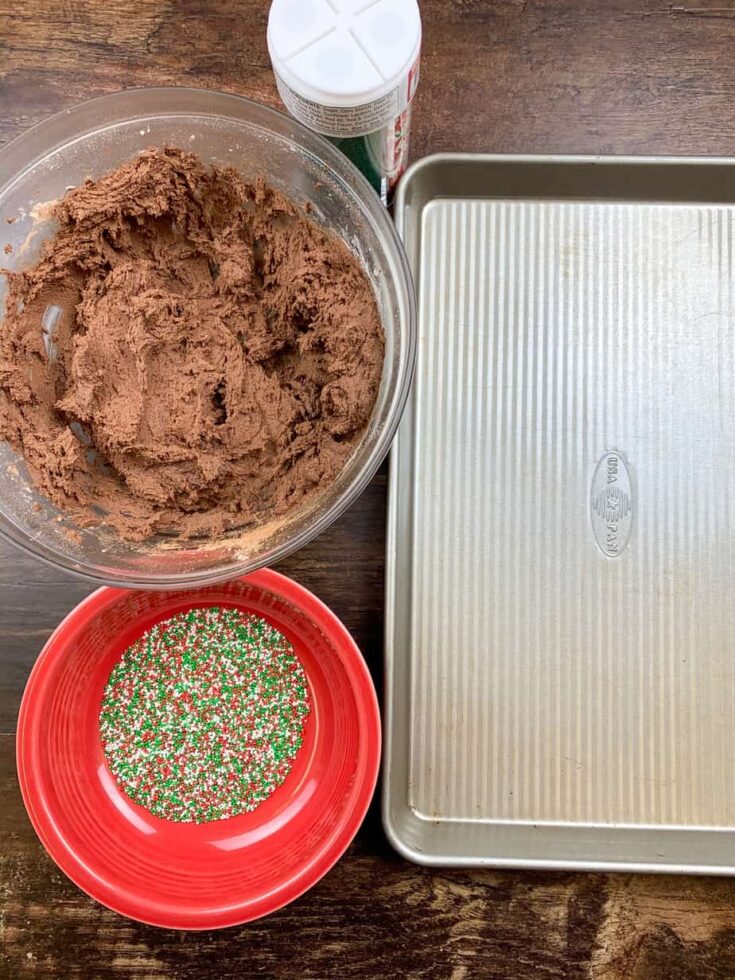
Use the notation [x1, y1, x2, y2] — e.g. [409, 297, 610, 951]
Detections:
[267, 0, 422, 106]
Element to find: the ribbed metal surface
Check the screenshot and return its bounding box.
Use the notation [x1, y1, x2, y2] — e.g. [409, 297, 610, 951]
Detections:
[385, 155, 735, 870]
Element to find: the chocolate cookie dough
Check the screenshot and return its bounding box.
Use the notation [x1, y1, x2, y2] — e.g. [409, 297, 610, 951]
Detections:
[0, 148, 384, 540]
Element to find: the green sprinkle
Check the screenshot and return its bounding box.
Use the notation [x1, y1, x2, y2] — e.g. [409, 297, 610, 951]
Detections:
[99, 607, 310, 823]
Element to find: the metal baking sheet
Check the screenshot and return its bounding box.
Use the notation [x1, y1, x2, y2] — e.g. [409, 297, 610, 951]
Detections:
[384, 153, 735, 873]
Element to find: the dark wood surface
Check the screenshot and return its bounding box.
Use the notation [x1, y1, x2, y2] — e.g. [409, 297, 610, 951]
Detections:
[3, 1, 735, 976]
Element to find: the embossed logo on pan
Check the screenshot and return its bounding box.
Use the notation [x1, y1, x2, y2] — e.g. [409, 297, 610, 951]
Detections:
[590, 452, 633, 557]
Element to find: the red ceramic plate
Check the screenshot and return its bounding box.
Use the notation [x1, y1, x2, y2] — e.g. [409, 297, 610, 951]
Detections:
[16, 569, 380, 929]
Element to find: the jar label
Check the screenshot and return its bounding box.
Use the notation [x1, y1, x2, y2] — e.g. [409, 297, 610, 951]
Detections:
[275, 55, 420, 139]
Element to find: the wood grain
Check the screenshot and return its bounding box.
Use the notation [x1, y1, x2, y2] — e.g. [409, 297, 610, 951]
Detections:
[3, 1, 735, 977]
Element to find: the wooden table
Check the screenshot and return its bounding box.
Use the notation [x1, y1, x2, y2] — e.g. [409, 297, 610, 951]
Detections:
[3, 1, 735, 976]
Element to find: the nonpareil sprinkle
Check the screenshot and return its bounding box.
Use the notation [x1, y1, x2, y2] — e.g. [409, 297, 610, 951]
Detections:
[99, 607, 310, 823]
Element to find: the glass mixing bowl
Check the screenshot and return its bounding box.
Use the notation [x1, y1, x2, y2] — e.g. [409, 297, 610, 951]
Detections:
[0, 88, 416, 588]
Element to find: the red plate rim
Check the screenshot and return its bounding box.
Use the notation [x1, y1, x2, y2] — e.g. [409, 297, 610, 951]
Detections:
[16, 568, 381, 929]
